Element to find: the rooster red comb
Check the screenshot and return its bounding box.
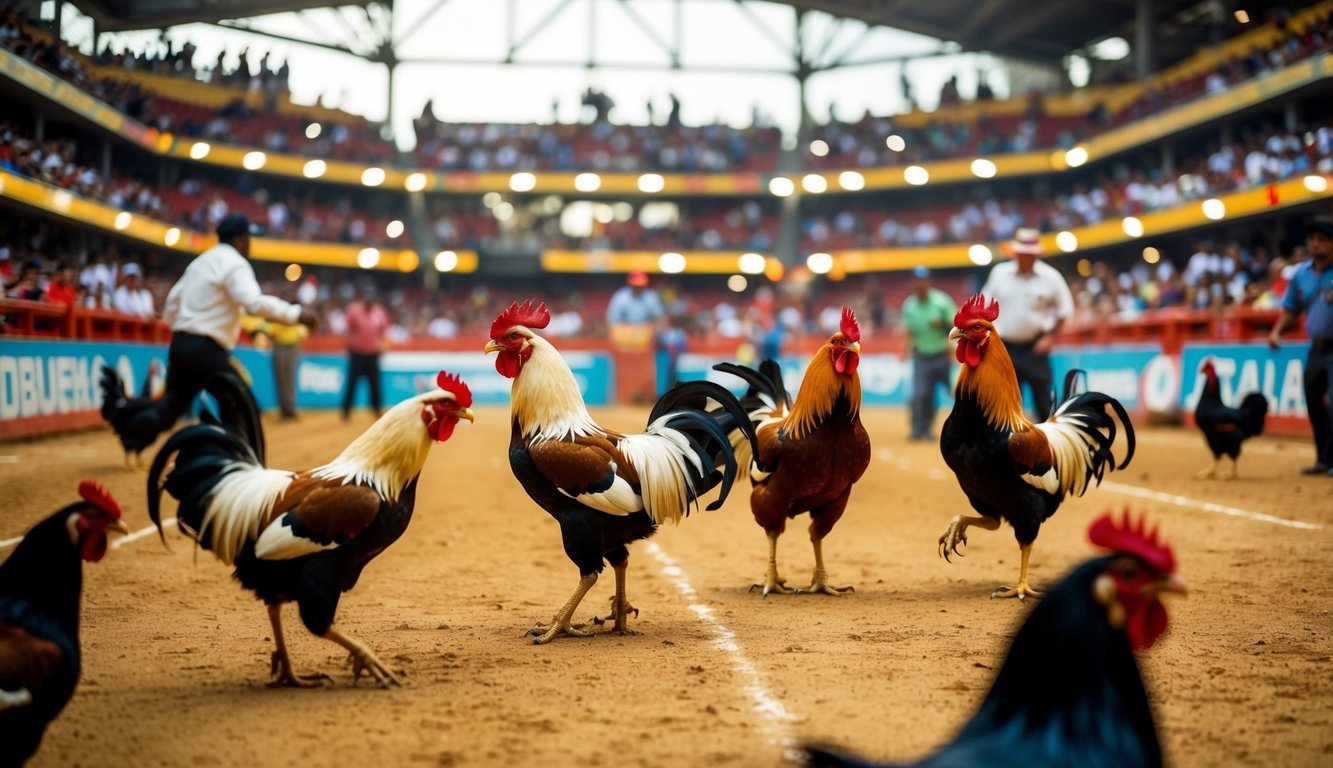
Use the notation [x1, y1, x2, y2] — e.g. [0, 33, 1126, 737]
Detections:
[78, 479, 122, 520]
[436, 370, 473, 408]
[954, 293, 1000, 328]
[839, 307, 861, 342]
[1088, 510, 1175, 573]
[490, 300, 550, 339]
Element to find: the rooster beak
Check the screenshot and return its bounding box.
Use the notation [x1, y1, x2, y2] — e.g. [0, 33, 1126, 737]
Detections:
[108, 519, 132, 536]
[458, 407, 475, 422]
[1161, 573, 1188, 598]
[948, 327, 964, 343]
[484, 340, 501, 355]
[851, 342, 861, 354]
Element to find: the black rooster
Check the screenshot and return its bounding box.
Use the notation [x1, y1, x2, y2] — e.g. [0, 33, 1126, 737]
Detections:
[0, 481, 128, 766]
[1194, 359, 1268, 480]
[800, 511, 1187, 768]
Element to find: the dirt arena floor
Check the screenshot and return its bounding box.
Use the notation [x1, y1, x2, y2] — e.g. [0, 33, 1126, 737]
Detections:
[3, 406, 1331, 767]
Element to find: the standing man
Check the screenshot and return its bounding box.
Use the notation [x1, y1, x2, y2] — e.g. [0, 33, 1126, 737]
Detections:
[100, 214, 318, 465]
[1268, 217, 1333, 476]
[902, 266, 957, 441]
[267, 306, 308, 422]
[341, 293, 388, 421]
[606, 270, 665, 326]
[980, 228, 1074, 419]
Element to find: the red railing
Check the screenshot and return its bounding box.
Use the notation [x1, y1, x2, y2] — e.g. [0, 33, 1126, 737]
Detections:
[1, 300, 171, 342]
[1055, 307, 1301, 353]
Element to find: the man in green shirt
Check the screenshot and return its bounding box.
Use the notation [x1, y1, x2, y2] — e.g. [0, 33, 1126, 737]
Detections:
[902, 266, 957, 441]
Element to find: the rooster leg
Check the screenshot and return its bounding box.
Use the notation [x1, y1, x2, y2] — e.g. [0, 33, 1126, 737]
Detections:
[124, 451, 145, 472]
[796, 537, 854, 595]
[991, 543, 1044, 601]
[592, 560, 639, 633]
[749, 532, 793, 596]
[266, 605, 331, 688]
[1194, 459, 1218, 480]
[526, 573, 598, 645]
[321, 626, 401, 688]
[938, 514, 1000, 562]
[1219, 457, 1237, 480]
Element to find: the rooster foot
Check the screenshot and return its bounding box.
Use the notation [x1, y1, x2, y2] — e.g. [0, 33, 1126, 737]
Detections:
[268, 651, 332, 688]
[1194, 466, 1217, 480]
[991, 582, 1044, 601]
[796, 581, 855, 596]
[749, 573, 793, 597]
[591, 597, 640, 634]
[938, 516, 970, 562]
[524, 619, 593, 645]
[124, 452, 145, 473]
[345, 647, 401, 688]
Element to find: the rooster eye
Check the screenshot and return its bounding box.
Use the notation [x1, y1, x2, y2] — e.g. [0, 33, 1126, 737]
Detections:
[508, 333, 521, 341]
[1117, 562, 1140, 580]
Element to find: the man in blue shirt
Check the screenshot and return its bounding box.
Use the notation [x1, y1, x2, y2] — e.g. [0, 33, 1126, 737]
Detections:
[1269, 217, 1333, 476]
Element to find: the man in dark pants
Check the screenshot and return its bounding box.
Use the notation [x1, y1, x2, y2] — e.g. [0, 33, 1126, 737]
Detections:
[980, 228, 1074, 419]
[340, 293, 388, 420]
[101, 214, 318, 466]
[1269, 216, 1333, 476]
[902, 266, 957, 441]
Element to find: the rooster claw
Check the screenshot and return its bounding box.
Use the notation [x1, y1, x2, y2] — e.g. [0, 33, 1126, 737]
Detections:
[346, 649, 401, 688]
[268, 650, 332, 688]
[591, 598, 639, 633]
[524, 620, 593, 645]
[990, 582, 1044, 601]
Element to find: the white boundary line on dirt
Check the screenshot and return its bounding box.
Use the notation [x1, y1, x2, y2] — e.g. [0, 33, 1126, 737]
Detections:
[1099, 482, 1322, 530]
[643, 540, 798, 749]
[0, 518, 176, 551]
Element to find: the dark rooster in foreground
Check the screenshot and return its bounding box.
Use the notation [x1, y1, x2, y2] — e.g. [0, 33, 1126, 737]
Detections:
[485, 300, 760, 644]
[800, 511, 1187, 768]
[939, 294, 1134, 599]
[713, 307, 870, 596]
[1, 481, 129, 766]
[1193, 358, 1268, 480]
[148, 371, 473, 686]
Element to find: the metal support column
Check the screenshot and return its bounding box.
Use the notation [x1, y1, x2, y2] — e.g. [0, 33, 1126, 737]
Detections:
[101, 141, 111, 180]
[772, 8, 809, 267]
[1134, 0, 1154, 82]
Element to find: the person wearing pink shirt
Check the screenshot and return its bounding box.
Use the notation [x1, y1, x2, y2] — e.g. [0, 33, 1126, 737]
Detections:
[341, 294, 389, 420]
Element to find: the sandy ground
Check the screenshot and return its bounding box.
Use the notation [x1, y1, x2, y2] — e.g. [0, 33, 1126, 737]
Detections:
[2, 406, 1331, 767]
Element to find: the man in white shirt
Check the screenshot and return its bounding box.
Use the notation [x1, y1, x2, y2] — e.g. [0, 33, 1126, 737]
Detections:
[102, 214, 318, 453]
[111, 263, 155, 317]
[980, 227, 1074, 419]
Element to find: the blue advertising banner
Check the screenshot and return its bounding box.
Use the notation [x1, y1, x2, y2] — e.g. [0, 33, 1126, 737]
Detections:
[1051, 345, 1164, 411]
[1180, 342, 1308, 418]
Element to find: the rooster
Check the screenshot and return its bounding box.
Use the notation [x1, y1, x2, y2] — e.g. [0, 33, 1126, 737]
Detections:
[1194, 358, 1268, 480]
[99, 359, 165, 470]
[800, 511, 1187, 768]
[713, 307, 870, 596]
[147, 370, 474, 687]
[485, 300, 760, 644]
[939, 294, 1134, 599]
[1, 481, 129, 766]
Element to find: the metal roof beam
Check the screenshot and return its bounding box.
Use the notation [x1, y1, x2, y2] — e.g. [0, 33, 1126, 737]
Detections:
[615, 0, 679, 67]
[399, 55, 795, 75]
[211, 19, 363, 58]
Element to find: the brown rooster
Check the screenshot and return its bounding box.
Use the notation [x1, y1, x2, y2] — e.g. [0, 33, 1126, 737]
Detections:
[714, 307, 870, 596]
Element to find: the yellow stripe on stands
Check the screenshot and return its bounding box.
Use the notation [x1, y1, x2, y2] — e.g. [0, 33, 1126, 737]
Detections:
[542, 251, 761, 274]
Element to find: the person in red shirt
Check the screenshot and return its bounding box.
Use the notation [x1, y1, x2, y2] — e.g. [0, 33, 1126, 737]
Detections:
[341, 293, 389, 420]
[44, 264, 80, 305]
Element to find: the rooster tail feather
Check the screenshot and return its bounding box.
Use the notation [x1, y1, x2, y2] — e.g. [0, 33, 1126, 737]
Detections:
[655, 408, 738, 512]
[202, 371, 266, 464]
[98, 365, 127, 422]
[1239, 392, 1269, 437]
[1038, 387, 1137, 497]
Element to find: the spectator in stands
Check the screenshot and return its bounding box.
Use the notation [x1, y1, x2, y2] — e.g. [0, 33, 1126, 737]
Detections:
[44, 264, 79, 305]
[341, 292, 389, 421]
[606, 270, 665, 326]
[902, 266, 957, 441]
[106, 213, 318, 448]
[112, 263, 155, 316]
[1268, 217, 1333, 476]
[980, 227, 1075, 419]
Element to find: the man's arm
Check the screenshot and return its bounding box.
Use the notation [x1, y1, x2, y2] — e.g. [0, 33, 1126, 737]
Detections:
[223, 256, 317, 328]
[162, 282, 182, 325]
[1269, 309, 1298, 350]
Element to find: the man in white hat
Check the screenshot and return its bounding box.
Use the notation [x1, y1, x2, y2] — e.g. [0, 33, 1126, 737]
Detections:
[979, 227, 1074, 419]
[112, 262, 155, 317]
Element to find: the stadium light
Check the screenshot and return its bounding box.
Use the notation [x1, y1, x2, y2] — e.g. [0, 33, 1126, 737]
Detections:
[809, 139, 829, 157]
[305, 123, 322, 139]
[574, 173, 602, 192]
[52, 190, 72, 211]
[434, 250, 459, 272]
[1122, 216, 1144, 237]
[727, 275, 748, 292]
[806, 252, 834, 274]
[1304, 174, 1329, 193]
[1142, 246, 1161, 264]
[903, 166, 929, 186]
[481, 192, 502, 208]
[1064, 146, 1089, 167]
[738, 252, 767, 275]
[1077, 258, 1092, 277]
[303, 159, 327, 179]
[1202, 198, 1226, 220]
[971, 158, 997, 178]
[838, 171, 865, 191]
[1056, 231, 1078, 252]
[637, 173, 665, 193]
[164, 227, 181, 246]
[493, 202, 515, 221]
[361, 167, 386, 187]
[659, 252, 687, 274]
[386, 220, 405, 238]
[189, 142, 211, 160]
[593, 204, 614, 224]
[284, 264, 302, 281]
[405, 172, 428, 192]
[1234, 9, 1250, 23]
[885, 135, 906, 152]
[357, 248, 380, 269]
[768, 177, 795, 197]
[114, 212, 132, 230]
[509, 172, 537, 192]
[968, 244, 993, 265]
[242, 151, 266, 171]
[802, 174, 828, 194]
[397, 250, 419, 272]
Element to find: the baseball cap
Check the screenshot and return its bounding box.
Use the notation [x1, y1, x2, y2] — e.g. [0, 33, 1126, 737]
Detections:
[627, 270, 649, 287]
[216, 213, 263, 240]
[121, 262, 141, 277]
[1306, 217, 1333, 238]
[911, 265, 930, 279]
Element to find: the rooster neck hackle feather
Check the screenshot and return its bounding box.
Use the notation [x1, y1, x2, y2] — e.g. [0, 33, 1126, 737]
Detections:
[955, 329, 1029, 434]
[784, 342, 862, 440]
[510, 334, 601, 442]
[310, 391, 443, 502]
